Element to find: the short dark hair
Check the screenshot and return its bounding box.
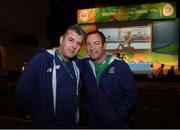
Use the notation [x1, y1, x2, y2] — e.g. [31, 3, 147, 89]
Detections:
[63, 24, 86, 39]
[86, 30, 106, 44]
[171, 66, 175, 69]
[161, 64, 164, 68]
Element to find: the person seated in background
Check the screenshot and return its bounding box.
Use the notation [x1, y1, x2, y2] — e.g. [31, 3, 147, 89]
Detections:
[167, 65, 176, 81]
[154, 64, 164, 79]
[147, 64, 154, 80]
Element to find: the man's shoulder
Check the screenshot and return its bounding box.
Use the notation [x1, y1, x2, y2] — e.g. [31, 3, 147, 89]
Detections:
[33, 51, 50, 60]
[29, 50, 53, 66]
[78, 57, 90, 63]
[113, 58, 126, 65]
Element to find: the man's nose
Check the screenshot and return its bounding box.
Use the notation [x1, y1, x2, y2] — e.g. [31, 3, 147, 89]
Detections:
[89, 44, 94, 50]
[72, 43, 77, 48]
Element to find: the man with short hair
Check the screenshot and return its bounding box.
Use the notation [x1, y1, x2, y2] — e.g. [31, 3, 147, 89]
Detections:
[80, 30, 137, 128]
[16, 25, 86, 128]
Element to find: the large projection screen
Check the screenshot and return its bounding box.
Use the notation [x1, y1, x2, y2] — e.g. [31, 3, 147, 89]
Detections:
[98, 21, 152, 73]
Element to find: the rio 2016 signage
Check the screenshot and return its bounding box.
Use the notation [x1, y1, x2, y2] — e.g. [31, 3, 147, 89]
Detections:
[77, 2, 176, 24]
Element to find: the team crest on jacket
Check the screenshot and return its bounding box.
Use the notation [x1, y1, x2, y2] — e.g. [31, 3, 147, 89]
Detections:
[56, 65, 60, 69]
[108, 66, 115, 74]
[47, 65, 60, 73]
[47, 68, 52, 72]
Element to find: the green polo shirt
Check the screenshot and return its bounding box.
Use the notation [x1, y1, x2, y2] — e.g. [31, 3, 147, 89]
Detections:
[94, 55, 112, 86]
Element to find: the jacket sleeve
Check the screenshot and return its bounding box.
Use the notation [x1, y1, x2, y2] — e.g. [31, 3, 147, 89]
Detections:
[16, 56, 39, 115]
[114, 62, 137, 122]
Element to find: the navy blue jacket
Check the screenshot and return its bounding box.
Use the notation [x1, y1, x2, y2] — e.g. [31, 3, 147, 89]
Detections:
[79, 56, 137, 128]
[16, 48, 80, 128]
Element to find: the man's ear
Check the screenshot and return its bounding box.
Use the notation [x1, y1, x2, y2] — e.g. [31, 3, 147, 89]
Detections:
[104, 42, 107, 49]
[60, 36, 63, 45]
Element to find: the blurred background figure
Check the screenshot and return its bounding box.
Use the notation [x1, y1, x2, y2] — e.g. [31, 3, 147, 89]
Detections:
[154, 64, 164, 79]
[147, 64, 154, 80]
[167, 65, 176, 81]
